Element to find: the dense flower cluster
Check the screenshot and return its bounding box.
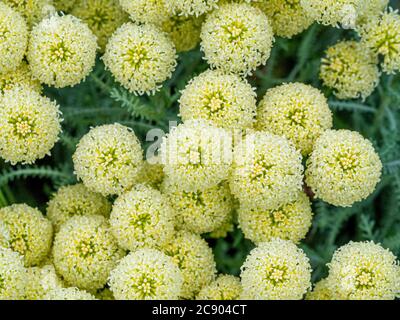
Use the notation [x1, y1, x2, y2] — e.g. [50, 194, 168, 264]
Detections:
[0, 0, 399, 302]
[27, 14, 98, 88]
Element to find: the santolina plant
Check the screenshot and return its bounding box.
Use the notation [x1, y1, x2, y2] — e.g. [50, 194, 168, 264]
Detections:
[0, 0, 399, 301]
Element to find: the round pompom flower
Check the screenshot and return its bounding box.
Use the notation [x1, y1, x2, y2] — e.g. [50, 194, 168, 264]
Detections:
[255, 83, 332, 156]
[305, 129, 382, 207]
[72, 0, 128, 51]
[359, 10, 400, 74]
[162, 231, 217, 299]
[197, 275, 242, 300]
[103, 22, 177, 95]
[162, 14, 203, 52]
[240, 238, 312, 300]
[47, 183, 112, 232]
[238, 192, 313, 244]
[0, 247, 27, 300]
[179, 70, 257, 130]
[52, 215, 125, 291]
[300, 0, 388, 29]
[230, 131, 304, 211]
[164, 0, 218, 16]
[200, 3, 274, 75]
[162, 181, 234, 234]
[0, 62, 42, 95]
[136, 156, 165, 190]
[73, 124, 144, 196]
[0, 204, 53, 267]
[109, 248, 183, 300]
[2, 0, 54, 27]
[25, 264, 63, 300]
[44, 287, 97, 300]
[327, 241, 399, 300]
[160, 120, 232, 192]
[27, 14, 97, 88]
[0, 2, 28, 74]
[110, 184, 175, 251]
[306, 278, 337, 300]
[0, 87, 62, 165]
[118, 0, 170, 25]
[320, 40, 380, 100]
[253, 0, 314, 38]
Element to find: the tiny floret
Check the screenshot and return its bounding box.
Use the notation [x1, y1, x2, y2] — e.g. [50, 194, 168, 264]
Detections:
[0, 87, 61, 165]
[162, 231, 217, 299]
[0, 2, 28, 74]
[240, 239, 312, 300]
[197, 275, 242, 300]
[238, 192, 313, 244]
[103, 22, 177, 95]
[200, 3, 274, 75]
[327, 241, 399, 300]
[118, 0, 170, 25]
[47, 183, 112, 232]
[27, 14, 97, 88]
[52, 215, 125, 291]
[164, 0, 218, 17]
[320, 40, 380, 100]
[230, 131, 304, 211]
[179, 70, 257, 130]
[0, 204, 53, 267]
[110, 184, 175, 251]
[305, 129, 382, 207]
[255, 83, 332, 156]
[109, 248, 183, 300]
[73, 124, 144, 196]
[161, 120, 232, 192]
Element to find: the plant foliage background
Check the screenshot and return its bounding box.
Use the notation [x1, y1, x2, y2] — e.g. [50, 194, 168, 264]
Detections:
[1, 0, 399, 284]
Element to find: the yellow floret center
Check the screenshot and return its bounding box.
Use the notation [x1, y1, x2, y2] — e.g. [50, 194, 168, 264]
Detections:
[132, 274, 157, 298]
[355, 269, 375, 289]
[287, 107, 306, 127]
[264, 263, 288, 285]
[270, 209, 288, 226]
[10, 236, 28, 256]
[375, 30, 400, 58]
[124, 45, 149, 69]
[50, 41, 73, 62]
[77, 238, 98, 258]
[336, 150, 360, 172]
[129, 212, 151, 232]
[224, 21, 247, 42]
[88, 8, 111, 29]
[251, 156, 275, 181]
[9, 115, 35, 138]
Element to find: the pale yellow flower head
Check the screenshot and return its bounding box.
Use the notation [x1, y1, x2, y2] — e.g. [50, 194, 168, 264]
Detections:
[230, 131, 304, 211]
[240, 238, 312, 300]
[27, 14, 97, 88]
[109, 248, 183, 300]
[103, 22, 177, 95]
[25, 264, 63, 300]
[110, 184, 175, 251]
[72, 0, 128, 51]
[45, 287, 97, 300]
[359, 10, 400, 74]
[327, 241, 399, 300]
[306, 278, 337, 300]
[320, 40, 380, 100]
[306, 129, 382, 207]
[300, 0, 388, 29]
[238, 192, 313, 244]
[162, 231, 217, 299]
[200, 3, 274, 75]
[254, 0, 314, 38]
[197, 274, 242, 300]
[255, 83, 332, 156]
[0, 247, 27, 300]
[0, 204, 53, 267]
[73, 124, 144, 196]
[2, 0, 54, 27]
[136, 156, 165, 190]
[161, 120, 233, 192]
[53, 215, 125, 291]
[47, 183, 112, 232]
[0, 62, 42, 95]
[165, 0, 218, 16]
[162, 14, 203, 52]
[162, 181, 234, 235]
[0, 2, 28, 74]
[0, 87, 61, 165]
[179, 70, 257, 130]
[119, 0, 170, 25]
